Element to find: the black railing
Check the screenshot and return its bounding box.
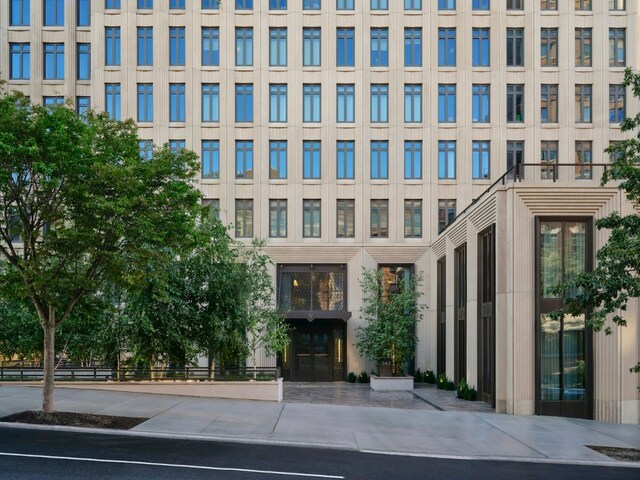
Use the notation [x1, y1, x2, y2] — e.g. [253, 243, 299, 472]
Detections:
[0, 365, 280, 382]
[439, 163, 610, 236]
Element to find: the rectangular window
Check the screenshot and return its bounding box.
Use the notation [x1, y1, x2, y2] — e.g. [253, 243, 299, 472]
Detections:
[304, 0, 321, 9]
[575, 84, 592, 123]
[137, 83, 153, 122]
[10, 43, 31, 80]
[575, 141, 592, 179]
[202, 140, 220, 179]
[202, 28, 220, 66]
[507, 0, 523, 9]
[610, 0, 625, 10]
[438, 141, 456, 180]
[105, 27, 121, 66]
[202, 83, 220, 122]
[404, 0, 421, 9]
[575, 0, 591, 9]
[270, 0, 287, 9]
[235, 27, 253, 66]
[370, 84, 389, 123]
[43, 96, 64, 106]
[137, 27, 153, 66]
[609, 85, 625, 124]
[472, 28, 490, 67]
[170, 0, 185, 8]
[76, 43, 91, 80]
[439, 0, 455, 9]
[269, 200, 287, 238]
[337, 200, 355, 238]
[170, 27, 185, 66]
[44, 43, 64, 80]
[404, 84, 422, 123]
[336, 141, 355, 179]
[106, 0, 121, 8]
[169, 140, 185, 153]
[337, 84, 355, 123]
[507, 84, 524, 122]
[235, 84, 254, 122]
[473, 0, 490, 9]
[506, 28, 524, 67]
[541, 140, 558, 180]
[269, 84, 288, 123]
[139, 140, 153, 161]
[404, 28, 422, 67]
[372, 1, 389, 11]
[77, 0, 90, 26]
[236, 0, 253, 9]
[472, 141, 490, 179]
[303, 200, 321, 238]
[235, 199, 253, 238]
[609, 29, 625, 67]
[438, 84, 457, 123]
[235, 140, 254, 179]
[575, 28, 592, 67]
[202, 198, 220, 219]
[371, 28, 388, 67]
[11, 0, 30, 26]
[105, 83, 121, 120]
[303, 141, 321, 179]
[438, 200, 456, 234]
[438, 28, 456, 66]
[541, 84, 558, 123]
[541, 0, 557, 9]
[270, 140, 288, 179]
[44, 0, 64, 26]
[337, 28, 355, 67]
[404, 200, 422, 238]
[169, 83, 185, 122]
[337, 0, 354, 9]
[76, 96, 90, 116]
[269, 28, 287, 67]
[138, 0, 153, 8]
[303, 28, 321, 67]
[404, 141, 422, 180]
[472, 84, 490, 122]
[303, 84, 321, 123]
[541, 28, 558, 67]
[371, 141, 388, 180]
[370, 200, 388, 238]
[506, 140, 524, 177]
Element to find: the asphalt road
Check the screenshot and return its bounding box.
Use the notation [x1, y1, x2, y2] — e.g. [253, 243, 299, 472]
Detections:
[0, 427, 637, 479]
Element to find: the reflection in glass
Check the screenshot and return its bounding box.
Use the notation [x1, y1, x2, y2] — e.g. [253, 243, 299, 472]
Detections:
[563, 314, 586, 400]
[540, 222, 562, 297]
[280, 271, 345, 311]
[540, 314, 561, 400]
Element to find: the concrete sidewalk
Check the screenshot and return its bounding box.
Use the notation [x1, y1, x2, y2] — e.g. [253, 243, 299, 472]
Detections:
[0, 385, 638, 467]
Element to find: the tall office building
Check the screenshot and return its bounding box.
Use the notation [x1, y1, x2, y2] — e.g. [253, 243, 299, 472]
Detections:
[2, 0, 638, 422]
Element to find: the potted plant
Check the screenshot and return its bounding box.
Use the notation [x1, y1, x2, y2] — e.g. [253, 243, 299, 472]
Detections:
[355, 268, 425, 391]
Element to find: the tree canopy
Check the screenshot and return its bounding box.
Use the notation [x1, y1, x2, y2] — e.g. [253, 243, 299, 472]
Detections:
[0, 92, 202, 411]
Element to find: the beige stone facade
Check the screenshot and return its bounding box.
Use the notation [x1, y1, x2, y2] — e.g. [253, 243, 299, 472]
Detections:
[1, 1, 638, 422]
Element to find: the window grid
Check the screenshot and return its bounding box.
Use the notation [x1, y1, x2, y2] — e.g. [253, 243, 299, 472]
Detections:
[541, 28, 558, 67]
[202, 140, 220, 180]
[371, 141, 389, 180]
[303, 84, 321, 123]
[236, 140, 254, 179]
[575, 28, 592, 67]
[541, 140, 558, 180]
[507, 84, 524, 123]
[404, 200, 422, 238]
[269, 140, 288, 179]
[438, 28, 456, 67]
[370, 84, 389, 123]
[370, 199, 389, 238]
[438, 84, 456, 123]
[472, 141, 490, 180]
[303, 28, 321, 66]
[337, 28, 355, 67]
[202, 28, 220, 66]
[438, 200, 456, 234]
[575, 84, 592, 123]
[269, 84, 288, 123]
[303, 199, 321, 238]
[269, 200, 287, 238]
[404, 84, 422, 123]
[609, 29, 625, 67]
[472, 84, 490, 122]
[541, 84, 558, 124]
[105, 27, 121, 66]
[169, 83, 186, 122]
[337, 84, 355, 123]
[44, 43, 64, 80]
[404, 141, 422, 180]
[105, 83, 121, 120]
[609, 84, 625, 124]
[137, 27, 153, 66]
[303, 141, 321, 179]
[506, 28, 524, 67]
[235, 199, 254, 238]
[137, 83, 153, 122]
[337, 141, 355, 179]
[472, 28, 490, 67]
[10, 43, 31, 80]
[371, 28, 389, 67]
[404, 28, 422, 67]
[202, 83, 220, 123]
[236, 27, 253, 66]
[269, 28, 287, 67]
[336, 199, 355, 238]
[575, 141, 592, 180]
[438, 141, 456, 180]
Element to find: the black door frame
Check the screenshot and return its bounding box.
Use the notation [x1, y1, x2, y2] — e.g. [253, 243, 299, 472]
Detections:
[454, 243, 467, 384]
[477, 225, 496, 408]
[436, 257, 447, 378]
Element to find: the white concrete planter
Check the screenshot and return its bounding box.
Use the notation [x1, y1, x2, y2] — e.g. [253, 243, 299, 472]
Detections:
[3, 378, 284, 402]
[370, 375, 414, 391]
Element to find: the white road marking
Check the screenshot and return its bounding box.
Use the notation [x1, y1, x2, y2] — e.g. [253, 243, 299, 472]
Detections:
[0, 452, 345, 478]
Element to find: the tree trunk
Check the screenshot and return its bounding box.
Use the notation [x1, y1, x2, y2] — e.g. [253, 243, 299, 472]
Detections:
[42, 321, 56, 413]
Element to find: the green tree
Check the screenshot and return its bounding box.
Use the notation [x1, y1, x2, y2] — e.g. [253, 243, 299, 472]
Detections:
[241, 239, 289, 375]
[0, 93, 201, 412]
[355, 268, 425, 376]
[552, 68, 640, 384]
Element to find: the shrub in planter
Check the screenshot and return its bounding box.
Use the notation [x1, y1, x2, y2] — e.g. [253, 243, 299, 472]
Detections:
[358, 371, 370, 383]
[437, 373, 456, 391]
[456, 378, 478, 401]
[424, 369, 436, 384]
[355, 268, 425, 377]
[414, 368, 423, 383]
[347, 372, 357, 383]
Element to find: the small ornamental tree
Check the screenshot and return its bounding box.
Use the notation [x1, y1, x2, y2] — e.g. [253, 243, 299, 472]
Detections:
[0, 94, 201, 412]
[551, 68, 640, 387]
[355, 268, 425, 376]
[242, 239, 289, 375]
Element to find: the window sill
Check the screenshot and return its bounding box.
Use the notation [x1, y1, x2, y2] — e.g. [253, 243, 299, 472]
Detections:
[404, 123, 423, 128]
[201, 179, 221, 184]
[269, 123, 289, 128]
[235, 179, 254, 184]
[575, 123, 593, 128]
[235, 123, 254, 128]
[302, 123, 323, 128]
[541, 123, 559, 128]
[269, 179, 288, 184]
[234, 10, 254, 15]
[472, 179, 492, 184]
[336, 180, 356, 185]
[472, 122, 491, 128]
[438, 123, 458, 129]
[104, 66, 121, 71]
[268, 10, 288, 15]
[336, 124, 356, 128]
[168, 123, 186, 128]
[506, 123, 526, 128]
[302, 180, 322, 184]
